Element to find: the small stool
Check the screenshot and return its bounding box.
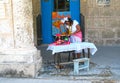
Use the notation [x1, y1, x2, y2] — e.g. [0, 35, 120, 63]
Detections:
[73, 58, 89, 75]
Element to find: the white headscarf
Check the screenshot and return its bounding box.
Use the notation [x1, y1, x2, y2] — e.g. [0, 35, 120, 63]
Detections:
[61, 17, 68, 23]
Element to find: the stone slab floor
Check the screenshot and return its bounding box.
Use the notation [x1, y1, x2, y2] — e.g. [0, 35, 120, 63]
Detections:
[37, 45, 120, 81]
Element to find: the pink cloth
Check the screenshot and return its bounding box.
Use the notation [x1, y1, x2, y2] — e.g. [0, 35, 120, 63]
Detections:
[73, 31, 82, 40]
[70, 31, 82, 53]
[70, 31, 82, 43]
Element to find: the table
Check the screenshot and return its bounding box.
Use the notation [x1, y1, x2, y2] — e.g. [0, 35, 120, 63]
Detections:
[47, 42, 97, 65]
[47, 42, 97, 55]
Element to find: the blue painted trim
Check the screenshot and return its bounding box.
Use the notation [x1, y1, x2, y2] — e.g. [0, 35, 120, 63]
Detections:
[70, 0, 80, 23]
[41, 0, 54, 44]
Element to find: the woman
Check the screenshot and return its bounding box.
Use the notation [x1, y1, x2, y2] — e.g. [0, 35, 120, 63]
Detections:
[61, 17, 82, 58]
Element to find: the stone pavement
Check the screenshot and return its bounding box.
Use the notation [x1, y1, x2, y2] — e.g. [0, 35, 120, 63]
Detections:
[0, 77, 120, 83]
[37, 45, 120, 80]
[1, 45, 120, 83]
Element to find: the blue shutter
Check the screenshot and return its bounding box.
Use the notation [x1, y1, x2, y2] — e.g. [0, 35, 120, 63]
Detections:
[70, 0, 80, 23]
[41, 0, 54, 44]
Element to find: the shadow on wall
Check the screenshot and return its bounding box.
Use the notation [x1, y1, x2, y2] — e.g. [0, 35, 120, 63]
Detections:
[36, 14, 42, 45]
[80, 13, 85, 42]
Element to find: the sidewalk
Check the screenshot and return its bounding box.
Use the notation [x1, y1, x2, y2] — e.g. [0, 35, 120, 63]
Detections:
[0, 45, 120, 83]
[37, 45, 120, 80]
[0, 77, 119, 83]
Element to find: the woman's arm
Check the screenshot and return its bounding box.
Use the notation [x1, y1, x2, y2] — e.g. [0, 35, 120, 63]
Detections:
[72, 24, 81, 35]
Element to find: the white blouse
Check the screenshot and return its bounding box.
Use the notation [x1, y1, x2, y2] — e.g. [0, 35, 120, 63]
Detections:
[66, 20, 79, 33]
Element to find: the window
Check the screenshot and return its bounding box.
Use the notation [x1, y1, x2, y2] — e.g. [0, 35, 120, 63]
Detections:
[97, 0, 110, 6]
[54, 0, 70, 11]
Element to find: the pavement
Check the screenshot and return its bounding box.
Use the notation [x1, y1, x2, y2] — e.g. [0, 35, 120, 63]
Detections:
[0, 45, 120, 83]
[0, 77, 120, 83]
[37, 45, 120, 79]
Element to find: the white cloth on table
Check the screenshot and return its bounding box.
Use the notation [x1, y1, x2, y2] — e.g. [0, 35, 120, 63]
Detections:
[47, 42, 97, 55]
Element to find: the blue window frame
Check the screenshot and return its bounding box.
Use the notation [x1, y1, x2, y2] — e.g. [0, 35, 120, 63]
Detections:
[54, 0, 70, 11]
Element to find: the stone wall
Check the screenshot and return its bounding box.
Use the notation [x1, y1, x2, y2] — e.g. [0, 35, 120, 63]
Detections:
[0, 0, 42, 78]
[81, 0, 120, 45]
[0, 0, 14, 49]
[12, 0, 34, 48]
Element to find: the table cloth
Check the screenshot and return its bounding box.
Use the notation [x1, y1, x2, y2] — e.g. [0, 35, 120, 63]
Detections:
[47, 42, 97, 55]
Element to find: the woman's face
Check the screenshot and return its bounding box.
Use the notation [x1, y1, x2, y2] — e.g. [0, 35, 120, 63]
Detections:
[65, 21, 70, 25]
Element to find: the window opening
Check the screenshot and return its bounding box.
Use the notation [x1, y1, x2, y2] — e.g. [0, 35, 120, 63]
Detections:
[54, 0, 70, 11]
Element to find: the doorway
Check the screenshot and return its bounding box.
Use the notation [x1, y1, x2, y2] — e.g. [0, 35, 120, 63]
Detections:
[40, 0, 80, 44]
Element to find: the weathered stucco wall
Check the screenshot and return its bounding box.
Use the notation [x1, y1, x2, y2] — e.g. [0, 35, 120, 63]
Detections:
[12, 0, 34, 48]
[0, 0, 14, 49]
[81, 0, 120, 45]
[0, 0, 42, 77]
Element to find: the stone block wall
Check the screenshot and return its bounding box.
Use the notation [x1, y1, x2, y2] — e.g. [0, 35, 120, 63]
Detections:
[0, 0, 42, 78]
[32, 0, 40, 45]
[81, 0, 120, 45]
[0, 0, 14, 48]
